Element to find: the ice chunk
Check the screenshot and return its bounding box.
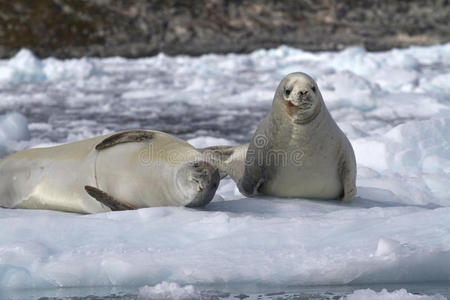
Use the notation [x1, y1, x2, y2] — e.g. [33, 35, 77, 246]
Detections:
[354, 117, 450, 204]
[331, 47, 420, 77]
[421, 73, 450, 95]
[0, 49, 99, 84]
[371, 68, 420, 92]
[43, 57, 98, 81]
[187, 136, 235, 148]
[138, 282, 199, 300]
[374, 238, 405, 257]
[0, 112, 30, 157]
[0, 112, 30, 143]
[402, 43, 450, 64]
[318, 71, 382, 110]
[354, 117, 450, 173]
[384, 118, 450, 174]
[331, 47, 383, 76]
[0, 49, 46, 83]
[342, 288, 446, 300]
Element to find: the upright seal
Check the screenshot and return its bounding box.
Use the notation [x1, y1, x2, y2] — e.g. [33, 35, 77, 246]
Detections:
[239, 72, 357, 201]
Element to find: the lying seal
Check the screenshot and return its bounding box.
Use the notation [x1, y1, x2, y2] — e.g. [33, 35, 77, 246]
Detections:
[0, 130, 220, 213]
[238, 72, 357, 201]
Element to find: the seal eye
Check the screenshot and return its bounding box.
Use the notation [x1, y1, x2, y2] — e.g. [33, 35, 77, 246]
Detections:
[285, 89, 291, 96]
[311, 86, 316, 93]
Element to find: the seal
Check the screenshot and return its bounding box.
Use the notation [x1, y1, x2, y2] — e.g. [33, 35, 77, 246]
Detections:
[238, 72, 357, 201]
[0, 130, 220, 213]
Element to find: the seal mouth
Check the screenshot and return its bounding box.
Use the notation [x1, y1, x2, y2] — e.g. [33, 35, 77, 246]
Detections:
[286, 100, 312, 110]
[192, 178, 204, 192]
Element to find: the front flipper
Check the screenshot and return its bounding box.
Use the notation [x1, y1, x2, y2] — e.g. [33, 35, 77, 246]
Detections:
[339, 143, 357, 202]
[85, 186, 136, 211]
[95, 130, 154, 151]
[238, 140, 266, 197]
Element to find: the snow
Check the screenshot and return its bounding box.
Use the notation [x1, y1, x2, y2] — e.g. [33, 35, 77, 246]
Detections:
[342, 288, 446, 300]
[0, 43, 449, 293]
[138, 282, 199, 300]
[187, 136, 236, 148]
[136, 283, 447, 300]
[0, 49, 99, 84]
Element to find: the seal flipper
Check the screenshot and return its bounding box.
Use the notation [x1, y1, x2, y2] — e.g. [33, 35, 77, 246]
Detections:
[96, 130, 154, 151]
[339, 146, 357, 202]
[199, 146, 235, 159]
[198, 144, 248, 182]
[84, 185, 136, 211]
[198, 146, 235, 179]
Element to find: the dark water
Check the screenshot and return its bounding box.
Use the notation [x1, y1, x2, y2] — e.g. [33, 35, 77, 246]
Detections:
[1, 283, 449, 300]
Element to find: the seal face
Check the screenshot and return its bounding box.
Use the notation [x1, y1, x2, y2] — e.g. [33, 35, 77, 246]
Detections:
[238, 72, 357, 201]
[181, 161, 220, 208]
[0, 130, 221, 213]
[280, 73, 322, 125]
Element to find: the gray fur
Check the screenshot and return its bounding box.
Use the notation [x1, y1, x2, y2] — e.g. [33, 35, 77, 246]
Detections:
[238, 72, 357, 201]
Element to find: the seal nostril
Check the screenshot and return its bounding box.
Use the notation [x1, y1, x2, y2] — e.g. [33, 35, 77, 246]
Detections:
[300, 90, 308, 96]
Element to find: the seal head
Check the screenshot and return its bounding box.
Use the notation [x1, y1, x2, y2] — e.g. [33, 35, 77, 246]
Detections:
[275, 72, 322, 124]
[177, 161, 220, 207]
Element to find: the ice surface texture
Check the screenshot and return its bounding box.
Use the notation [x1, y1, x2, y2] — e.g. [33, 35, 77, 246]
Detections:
[0, 44, 449, 290]
[137, 283, 447, 300]
[342, 288, 446, 300]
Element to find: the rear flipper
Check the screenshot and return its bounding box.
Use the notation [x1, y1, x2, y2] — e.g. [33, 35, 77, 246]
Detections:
[198, 144, 248, 184]
[85, 186, 136, 211]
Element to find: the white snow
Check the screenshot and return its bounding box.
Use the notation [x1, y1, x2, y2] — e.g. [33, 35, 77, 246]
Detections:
[342, 288, 446, 300]
[0, 44, 449, 292]
[138, 282, 199, 300]
[0, 49, 99, 83]
[187, 136, 236, 148]
[137, 284, 447, 300]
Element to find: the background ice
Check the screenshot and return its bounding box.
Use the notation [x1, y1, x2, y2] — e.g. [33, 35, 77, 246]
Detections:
[138, 282, 200, 300]
[0, 44, 449, 294]
[0, 112, 30, 157]
[0, 49, 99, 84]
[136, 283, 446, 300]
[342, 288, 446, 300]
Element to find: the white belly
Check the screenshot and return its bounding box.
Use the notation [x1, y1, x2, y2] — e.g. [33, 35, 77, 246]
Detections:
[261, 137, 343, 199]
[262, 161, 342, 199]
